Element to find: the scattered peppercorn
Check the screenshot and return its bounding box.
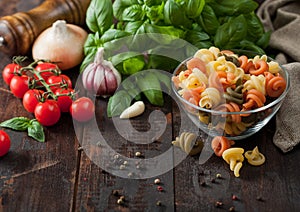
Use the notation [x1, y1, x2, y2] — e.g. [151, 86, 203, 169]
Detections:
[232, 195, 238, 200]
[211, 178, 216, 183]
[215, 201, 223, 208]
[256, 196, 264, 202]
[117, 198, 124, 205]
[200, 181, 206, 187]
[216, 173, 222, 179]
[154, 178, 161, 184]
[229, 206, 235, 211]
[157, 186, 163, 192]
[127, 172, 133, 178]
[112, 190, 119, 196]
[135, 151, 142, 157]
[156, 201, 162, 206]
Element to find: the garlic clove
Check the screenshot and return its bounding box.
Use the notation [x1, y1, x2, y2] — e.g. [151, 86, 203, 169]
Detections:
[120, 101, 145, 119]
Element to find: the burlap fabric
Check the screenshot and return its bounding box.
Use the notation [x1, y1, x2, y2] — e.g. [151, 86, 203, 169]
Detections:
[257, 0, 300, 152]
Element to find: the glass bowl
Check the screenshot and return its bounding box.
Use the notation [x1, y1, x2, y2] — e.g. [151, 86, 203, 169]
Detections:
[171, 49, 290, 140]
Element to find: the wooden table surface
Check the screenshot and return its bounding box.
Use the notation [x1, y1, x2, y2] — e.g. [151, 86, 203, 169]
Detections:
[0, 0, 300, 212]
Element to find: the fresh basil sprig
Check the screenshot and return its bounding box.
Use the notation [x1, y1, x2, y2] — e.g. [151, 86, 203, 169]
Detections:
[0, 117, 45, 142]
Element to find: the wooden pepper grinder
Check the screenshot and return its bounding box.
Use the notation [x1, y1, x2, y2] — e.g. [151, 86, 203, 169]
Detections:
[0, 0, 91, 56]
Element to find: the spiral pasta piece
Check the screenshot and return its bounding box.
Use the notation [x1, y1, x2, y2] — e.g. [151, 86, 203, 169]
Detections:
[224, 85, 244, 105]
[267, 61, 281, 74]
[187, 57, 207, 74]
[222, 147, 244, 177]
[244, 146, 265, 166]
[243, 89, 266, 110]
[208, 71, 224, 91]
[248, 59, 269, 76]
[243, 75, 266, 95]
[199, 87, 221, 108]
[172, 132, 203, 155]
[194, 48, 216, 63]
[215, 102, 241, 123]
[264, 72, 286, 98]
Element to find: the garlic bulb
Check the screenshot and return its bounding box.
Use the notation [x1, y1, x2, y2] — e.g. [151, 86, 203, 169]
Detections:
[32, 20, 88, 70]
[82, 47, 122, 97]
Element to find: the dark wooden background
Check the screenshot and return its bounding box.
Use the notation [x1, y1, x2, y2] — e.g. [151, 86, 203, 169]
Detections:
[0, 0, 300, 212]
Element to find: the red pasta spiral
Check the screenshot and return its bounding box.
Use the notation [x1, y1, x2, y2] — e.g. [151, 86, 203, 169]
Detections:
[215, 102, 241, 123]
[238, 55, 254, 74]
[249, 60, 269, 76]
[243, 89, 266, 110]
[264, 72, 287, 97]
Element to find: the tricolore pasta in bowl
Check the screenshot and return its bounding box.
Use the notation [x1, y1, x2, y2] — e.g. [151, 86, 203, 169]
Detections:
[172, 47, 290, 140]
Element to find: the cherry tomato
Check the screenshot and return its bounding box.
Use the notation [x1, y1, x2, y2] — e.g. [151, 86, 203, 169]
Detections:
[9, 75, 30, 98]
[35, 62, 58, 82]
[70, 97, 95, 122]
[0, 130, 11, 157]
[2, 63, 22, 85]
[46, 74, 72, 92]
[54, 88, 74, 113]
[23, 89, 44, 113]
[34, 99, 61, 126]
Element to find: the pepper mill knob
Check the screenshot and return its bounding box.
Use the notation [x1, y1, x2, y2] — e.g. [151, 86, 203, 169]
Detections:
[0, 0, 90, 56]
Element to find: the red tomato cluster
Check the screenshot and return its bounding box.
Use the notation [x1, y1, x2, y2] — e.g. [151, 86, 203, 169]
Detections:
[2, 61, 95, 126]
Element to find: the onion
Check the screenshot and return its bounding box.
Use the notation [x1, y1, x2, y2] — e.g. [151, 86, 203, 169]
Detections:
[82, 47, 121, 97]
[32, 20, 88, 70]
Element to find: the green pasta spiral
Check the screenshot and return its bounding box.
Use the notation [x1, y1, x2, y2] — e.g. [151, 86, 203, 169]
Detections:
[224, 85, 244, 104]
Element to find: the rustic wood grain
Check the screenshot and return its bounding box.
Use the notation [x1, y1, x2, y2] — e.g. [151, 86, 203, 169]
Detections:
[74, 96, 175, 211]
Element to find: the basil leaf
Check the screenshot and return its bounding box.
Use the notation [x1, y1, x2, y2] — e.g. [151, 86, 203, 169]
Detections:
[144, 23, 185, 45]
[0, 117, 45, 142]
[185, 25, 210, 48]
[256, 31, 271, 49]
[144, 0, 164, 7]
[0, 117, 30, 131]
[238, 40, 265, 55]
[107, 90, 132, 117]
[145, 3, 165, 24]
[121, 4, 145, 21]
[137, 72, 164, 106]
[208, 0, 258, 16]
[198, 5, 219, 35]
[164, 0, 192, 29]
[244, 12, 265, 43]
[80, 50, 96, 73]
[121, 76, 142, 100]
[28, 119, 45, 142]
[214, 15, 247, 49]
[152, 71, 171, 93]
[125, 21, 145, 34]
[86, 0, 113, 34]
[123, 56, 145, 75]
[100, 29, 130, 43]
[185, 0, 205, 19]
[113, 0, 139, 20]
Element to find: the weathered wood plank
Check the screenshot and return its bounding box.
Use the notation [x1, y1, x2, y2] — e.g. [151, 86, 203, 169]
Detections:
[173, 113, 300, 212]
[75, 96, 175, 211]
[0, 0, 81, 208]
